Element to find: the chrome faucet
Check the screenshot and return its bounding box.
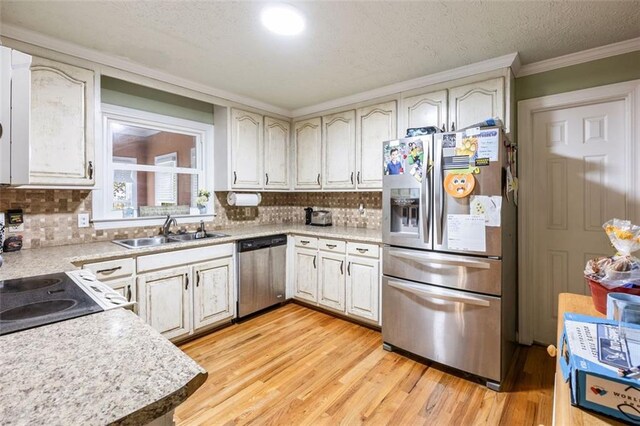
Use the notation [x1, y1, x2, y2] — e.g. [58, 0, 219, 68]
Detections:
[161, 215, 177, 237]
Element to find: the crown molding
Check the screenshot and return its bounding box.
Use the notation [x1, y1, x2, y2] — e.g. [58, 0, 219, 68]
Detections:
[517, 37, 640, 77]
[291, 52, 519, 118]
[0, 24, 292, 117]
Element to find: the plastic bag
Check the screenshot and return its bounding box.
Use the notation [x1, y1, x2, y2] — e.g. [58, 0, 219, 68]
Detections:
[584, 219, 640, 289]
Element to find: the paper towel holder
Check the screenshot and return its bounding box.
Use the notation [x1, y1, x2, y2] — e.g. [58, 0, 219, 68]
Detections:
[226, 192, 262, 206]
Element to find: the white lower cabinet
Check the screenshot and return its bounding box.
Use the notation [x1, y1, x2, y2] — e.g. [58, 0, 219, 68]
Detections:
[138, 266, 191, 341]
[318, 252, 346, 311]
[292, 236, 381, 325]
[293, 246, 318, 303]
[346, 256, 379, 323]
[108, 277, 135, 303]
[192, 257, 234, 330]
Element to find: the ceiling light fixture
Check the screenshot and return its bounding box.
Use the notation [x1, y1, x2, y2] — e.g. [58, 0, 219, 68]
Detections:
[261, 4, 305, 36]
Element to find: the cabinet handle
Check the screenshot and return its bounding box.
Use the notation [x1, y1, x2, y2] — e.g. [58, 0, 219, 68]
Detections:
[185, 273, 189, 290]
[357, 171, 360, 184]
[340, 260, 344, 275]
[126, 285, 132, 302]
[317, 173, 321, 185]
[196, 271, 200, 287]
[326, 244, 337, 249]
[347, 262, 351, 276]
[88, 161, 94, 180]
[233, 171, 237, 185]
[350, 172, 354, 185]
[441, 123, 447, 133]
[313, 255, 316, 269]
[0, 123, 3, 139]
[451, 122, 456, 132]
[96, 266, 122, 274]
[265, 173, 269, 185]
[300, 240, 310, 245]
[355, 248, 369, 253]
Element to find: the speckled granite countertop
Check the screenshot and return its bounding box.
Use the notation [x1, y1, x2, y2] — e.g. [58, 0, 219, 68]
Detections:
[0, 309, 207, 426]
[0, 224, 382, 280]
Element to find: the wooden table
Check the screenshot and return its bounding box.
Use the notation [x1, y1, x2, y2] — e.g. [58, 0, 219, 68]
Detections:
[554, 293, 624, 425]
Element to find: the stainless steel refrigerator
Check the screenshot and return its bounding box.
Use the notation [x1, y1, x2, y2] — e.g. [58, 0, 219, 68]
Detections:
[381, 127, 517, 391]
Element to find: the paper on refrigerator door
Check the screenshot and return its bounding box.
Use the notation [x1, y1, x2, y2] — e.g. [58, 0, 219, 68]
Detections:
[470, 195, 502, 227]
[446, 214, 486, 252]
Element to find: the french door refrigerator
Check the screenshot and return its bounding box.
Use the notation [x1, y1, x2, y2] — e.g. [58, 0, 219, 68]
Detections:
[381, 127, 516, 391]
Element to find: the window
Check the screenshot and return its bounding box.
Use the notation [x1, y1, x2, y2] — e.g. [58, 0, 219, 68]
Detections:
[94, 105, 214, 229]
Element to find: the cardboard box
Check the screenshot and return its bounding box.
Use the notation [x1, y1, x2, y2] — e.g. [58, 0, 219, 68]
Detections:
[560, 313, 640, 423]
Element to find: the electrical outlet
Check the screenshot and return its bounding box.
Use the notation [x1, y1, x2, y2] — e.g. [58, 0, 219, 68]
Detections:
[78, 213, 90, 228]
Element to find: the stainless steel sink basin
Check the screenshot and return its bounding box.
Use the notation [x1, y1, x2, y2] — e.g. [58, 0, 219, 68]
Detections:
[113, 232, 228, 249]
[167, 232, 228, 242]
[112, 236, 170, 249]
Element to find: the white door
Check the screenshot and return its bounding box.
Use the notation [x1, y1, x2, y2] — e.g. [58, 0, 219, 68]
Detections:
[322, 110, 356, 189]
[231, 108, 263, 189]
[138, 266, 191, 341]
[29, 56, 95, 186]
[193, 257, 234, 331]
[401, 89, 447, 135]
[294, 247, 318, 302]
[318, 252, 346, 311]
[294, 117, 322, 189]
[346, 256, 379, 323]
[264, 116, 290, 189]
[448, 77, 504, 131]
[356, 101, 396, 189]
[531, 100, 629, 344]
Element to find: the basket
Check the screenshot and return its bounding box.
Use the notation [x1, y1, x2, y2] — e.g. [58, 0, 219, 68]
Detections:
[586, 277, 640, 314]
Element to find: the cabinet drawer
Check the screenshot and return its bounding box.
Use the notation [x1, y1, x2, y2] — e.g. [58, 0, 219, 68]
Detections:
[347, 242, 380, 258]
[294, 235, 318, 249]
[137, 243, 234, 273]
[83, 258, 134, 280]
[319, 238, 346, 253]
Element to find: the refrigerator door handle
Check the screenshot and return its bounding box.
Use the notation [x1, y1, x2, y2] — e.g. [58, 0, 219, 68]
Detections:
[387, 248, 491, 269]
[434, 135, 445, 245]
[386, 279, 490, 307]
[421, 144, 431, 245]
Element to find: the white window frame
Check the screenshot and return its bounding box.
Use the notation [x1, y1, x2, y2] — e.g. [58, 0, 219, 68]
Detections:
[94, 104, 214, 230]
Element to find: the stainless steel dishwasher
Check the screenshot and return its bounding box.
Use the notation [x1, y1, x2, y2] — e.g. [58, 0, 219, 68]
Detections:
[237, 234, 287, 318]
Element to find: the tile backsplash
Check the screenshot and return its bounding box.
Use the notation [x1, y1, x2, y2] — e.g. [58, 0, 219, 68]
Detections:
[0, 189, 381, 249]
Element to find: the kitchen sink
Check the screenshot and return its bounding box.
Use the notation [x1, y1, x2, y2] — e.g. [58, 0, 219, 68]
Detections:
[112, 232, 229, 249]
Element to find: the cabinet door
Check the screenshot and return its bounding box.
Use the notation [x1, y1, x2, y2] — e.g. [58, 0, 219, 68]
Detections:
[231, 108, 263, 189]
[356, 101, 396, 189]
[294, 117, 322, 189]
[448, 77, 504, 131]
[318, 252, 346, 312]
[193, 256, 234, 330]
[264, 116, 290, 189]
[346, 256, 379, 323]
[294, 247, 318, 303]
[106, 277, 136, 313]
[322, 110, 356, 189]
[137, 266, 191, 341]
[401, 89, 447, 135]
[29, 56, 95, 186]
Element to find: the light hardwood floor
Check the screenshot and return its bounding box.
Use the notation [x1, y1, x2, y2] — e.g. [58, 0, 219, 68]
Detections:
[176, 303, 554, 425]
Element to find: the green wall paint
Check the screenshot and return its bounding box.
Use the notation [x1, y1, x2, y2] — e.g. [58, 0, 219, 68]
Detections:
[515, 51, 640, 101]
[101, 76, 214, 124]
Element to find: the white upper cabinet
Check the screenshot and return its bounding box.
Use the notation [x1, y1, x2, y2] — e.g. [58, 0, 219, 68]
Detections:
[356, 101, 396, 189]
[401, 89, 447, 135]
[231, 108, 263, 189]
[263, 116, 290, 190]
[322, 110, 356, 189]
[29, 56, 95, 186]
[448, 77, 504, 131]
[294, 117, 322, 190]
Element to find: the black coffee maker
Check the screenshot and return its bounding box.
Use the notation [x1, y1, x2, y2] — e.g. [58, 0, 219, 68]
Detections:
[304, 207, 313, 225]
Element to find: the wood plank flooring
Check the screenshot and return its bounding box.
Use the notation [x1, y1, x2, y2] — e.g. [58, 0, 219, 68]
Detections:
[176, 303, 555, 425]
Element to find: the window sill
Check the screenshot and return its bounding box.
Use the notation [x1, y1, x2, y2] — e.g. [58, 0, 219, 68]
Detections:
[92, 214, 216, 230]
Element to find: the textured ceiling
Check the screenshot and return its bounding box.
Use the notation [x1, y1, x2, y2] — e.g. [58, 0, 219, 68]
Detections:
[1, 1, 639, 111]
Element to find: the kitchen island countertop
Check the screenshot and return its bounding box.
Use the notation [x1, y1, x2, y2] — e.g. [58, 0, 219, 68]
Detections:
[0, 308, 207, 426]
[0, 223, 382, 280]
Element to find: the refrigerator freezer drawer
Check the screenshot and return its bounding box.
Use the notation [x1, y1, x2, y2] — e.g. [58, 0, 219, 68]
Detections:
[382, 276, 502, 382]
[383, 246, 502, 296]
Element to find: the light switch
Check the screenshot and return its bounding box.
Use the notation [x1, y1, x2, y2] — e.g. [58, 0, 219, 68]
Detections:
[78, 213, 90, 228]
